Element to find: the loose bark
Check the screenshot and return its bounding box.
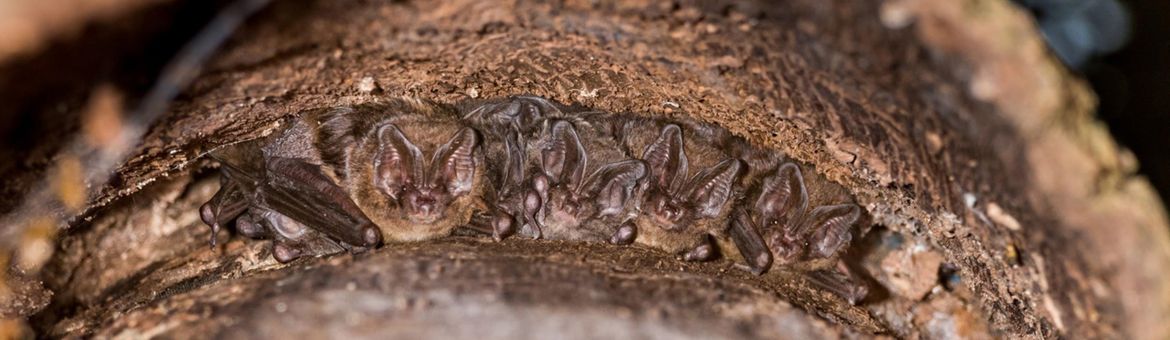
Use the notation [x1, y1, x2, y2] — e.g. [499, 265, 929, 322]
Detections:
[2, 0, 1167, 338]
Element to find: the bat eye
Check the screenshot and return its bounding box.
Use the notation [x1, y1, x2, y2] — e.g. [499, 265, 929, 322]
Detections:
[391, 184, 410, 198]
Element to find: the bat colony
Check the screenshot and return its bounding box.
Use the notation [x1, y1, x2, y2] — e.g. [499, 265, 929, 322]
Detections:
[199, 96, 869, 304]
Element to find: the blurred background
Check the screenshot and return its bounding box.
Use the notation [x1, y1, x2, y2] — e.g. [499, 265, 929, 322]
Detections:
[1021, 0, 1170, 205]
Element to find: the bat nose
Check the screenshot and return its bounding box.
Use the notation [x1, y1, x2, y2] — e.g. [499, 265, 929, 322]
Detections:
[658, 204, 680, 221]
[410, 192, 438, 215]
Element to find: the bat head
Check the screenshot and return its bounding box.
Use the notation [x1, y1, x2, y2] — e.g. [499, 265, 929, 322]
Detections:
[375, 124, 479, 225]
[755, 163, 810, 263]
[638, 124, 740, 231]
[534, 121, 645, 231]
[755, 163, 861, 264]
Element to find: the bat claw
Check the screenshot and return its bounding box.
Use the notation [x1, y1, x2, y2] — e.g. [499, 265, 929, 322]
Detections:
[750, 252, 772, 275]
[200, 203, 220, 248]
[733, 263, 756, 274]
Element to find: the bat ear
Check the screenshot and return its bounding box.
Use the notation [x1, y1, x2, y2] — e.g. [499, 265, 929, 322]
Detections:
[583, 160, 647, 217]
[686, 158, 742, 218]
[376, 124, 424, 199]
[461, 96, 556, 132]
[540, 121, 588, 186]
[804, 204, 861, 259]
[502, 131, 526, 189]
[431, 127, 480, 197]
[641, 124, 688, 193]
[755, 163, 808, 222]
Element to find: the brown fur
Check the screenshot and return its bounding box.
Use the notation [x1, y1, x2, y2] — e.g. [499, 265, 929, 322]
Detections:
[531, 119, 644, 242]
[312, 98, 488, 242]
[616, 117, 743, 256]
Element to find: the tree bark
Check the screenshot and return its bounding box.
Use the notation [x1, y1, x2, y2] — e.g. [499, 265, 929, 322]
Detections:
[2, 0, 1167, 338]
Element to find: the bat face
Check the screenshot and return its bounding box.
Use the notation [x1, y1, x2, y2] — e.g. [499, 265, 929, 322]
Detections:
[373, 123, 479, 225]
[754, 162, 811, 263]
[338, 105, 488, 242]
[610, 121, 743, 259]
[633, 123, 740, 233]
[751, 162, 861, 266]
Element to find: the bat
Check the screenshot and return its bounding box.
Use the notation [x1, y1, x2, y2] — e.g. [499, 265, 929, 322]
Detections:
[459, 95, 572, 241]
[199, 120, 383, 263]
[617, 120, 744, 262]
[519, 119, 646, 243]
[200, 99, 489, 262]
[744, 161, 868, 303]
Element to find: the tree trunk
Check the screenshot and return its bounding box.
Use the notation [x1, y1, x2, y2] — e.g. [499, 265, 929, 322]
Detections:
[2, 0, 1167, 339]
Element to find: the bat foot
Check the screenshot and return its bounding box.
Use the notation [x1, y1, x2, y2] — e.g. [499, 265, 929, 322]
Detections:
[522, 187, 544, 240]
[199, 203, 218, 248]
[683, 240, 716, 262]
[733, 263, 756, 275]
[234, 212, 269, 239]
[272, 242, 304, 264]
[463, 210, 516, 241]
[732, 251, 772, 276]
[609, 221, 636, 245]
[492, 212, 515, 242]
[750, 251, 772, 275]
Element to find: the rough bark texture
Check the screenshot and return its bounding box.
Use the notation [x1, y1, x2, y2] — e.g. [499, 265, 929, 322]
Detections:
[1, 0, 1167, 339]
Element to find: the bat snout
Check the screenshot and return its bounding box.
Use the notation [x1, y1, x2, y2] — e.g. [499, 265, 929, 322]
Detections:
[649, 197, 688, 231]
[768, 236, 803, 266]
[399, 187, 451, 225]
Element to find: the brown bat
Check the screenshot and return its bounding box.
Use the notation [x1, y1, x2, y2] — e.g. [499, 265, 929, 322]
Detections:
[745, 161, 869, 303]
[519, 119, 646, 243]
[458, 95, 572, 240]
[200, 99, 491, 262]
[616, 120, 744, 262]
[751, 163, 861, 266]
[200, 115, 383, 263]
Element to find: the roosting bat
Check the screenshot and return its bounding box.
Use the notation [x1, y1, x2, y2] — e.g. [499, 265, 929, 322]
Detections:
[616, 120, 744, 262]
[200, 117, 383, 263]
[743, 161, 869, 303]
[459, 95, 572, 241]
[201, 99, 489, 262]
[520, 119, 646, 243]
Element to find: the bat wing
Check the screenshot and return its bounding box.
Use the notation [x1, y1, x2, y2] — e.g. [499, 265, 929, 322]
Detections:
[211, 142, 381, 248]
